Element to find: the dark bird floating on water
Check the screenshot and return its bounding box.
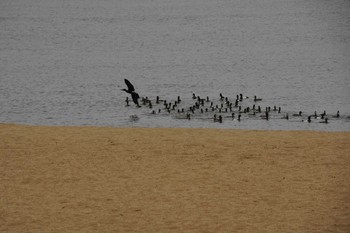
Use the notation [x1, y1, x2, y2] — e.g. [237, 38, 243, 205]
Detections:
[121, 79, 140, 107]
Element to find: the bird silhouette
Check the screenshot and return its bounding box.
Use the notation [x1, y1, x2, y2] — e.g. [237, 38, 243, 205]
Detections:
[121, 79, 140, 107]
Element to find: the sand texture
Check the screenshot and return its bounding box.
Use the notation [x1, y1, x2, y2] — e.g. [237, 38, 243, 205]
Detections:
[1, 124, 349, 232]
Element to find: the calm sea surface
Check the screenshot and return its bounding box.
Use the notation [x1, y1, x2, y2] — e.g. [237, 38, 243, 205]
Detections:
[1, 0, 350, 131]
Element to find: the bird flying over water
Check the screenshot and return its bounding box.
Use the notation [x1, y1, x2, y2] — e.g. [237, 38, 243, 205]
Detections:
[121, 79, 140, 107]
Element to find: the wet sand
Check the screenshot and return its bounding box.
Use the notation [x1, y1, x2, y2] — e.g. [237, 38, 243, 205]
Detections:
[1, 124, 349, 232]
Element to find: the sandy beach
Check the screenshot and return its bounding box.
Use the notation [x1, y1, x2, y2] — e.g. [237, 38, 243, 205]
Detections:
[0, 124, 349, 232]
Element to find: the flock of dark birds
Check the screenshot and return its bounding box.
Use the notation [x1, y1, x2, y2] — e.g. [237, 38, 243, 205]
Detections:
[122, 79, 344, 125]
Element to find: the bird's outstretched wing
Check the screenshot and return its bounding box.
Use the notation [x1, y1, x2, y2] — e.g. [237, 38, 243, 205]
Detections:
[124, 79, 135, 92]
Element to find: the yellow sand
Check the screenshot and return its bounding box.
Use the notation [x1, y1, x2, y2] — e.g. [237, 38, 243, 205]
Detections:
[1, 124, 349, 233]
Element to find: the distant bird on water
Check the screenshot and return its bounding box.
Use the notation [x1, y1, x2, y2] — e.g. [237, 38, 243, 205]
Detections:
[121, 79, 140, 107]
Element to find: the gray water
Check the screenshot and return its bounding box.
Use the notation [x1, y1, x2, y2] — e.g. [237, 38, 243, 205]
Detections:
[1, 0, 350, 131]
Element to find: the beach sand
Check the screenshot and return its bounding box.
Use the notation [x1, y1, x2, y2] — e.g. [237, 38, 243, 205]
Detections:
[1, 124, 349, 232]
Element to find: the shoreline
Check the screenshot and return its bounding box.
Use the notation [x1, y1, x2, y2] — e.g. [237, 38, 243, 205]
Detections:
[1, 122, 350, 133]
[1, 123, 349, 232]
